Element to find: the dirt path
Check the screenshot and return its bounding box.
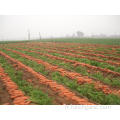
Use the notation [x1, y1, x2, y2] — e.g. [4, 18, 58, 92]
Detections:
[0, 79, 13, 105]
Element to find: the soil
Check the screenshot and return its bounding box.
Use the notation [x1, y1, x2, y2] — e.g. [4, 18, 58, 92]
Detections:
[0, 51, 94, 105]
[0, 79, 13, 105]
[7, 60, 73, 105]
[7, 57, 92, 105]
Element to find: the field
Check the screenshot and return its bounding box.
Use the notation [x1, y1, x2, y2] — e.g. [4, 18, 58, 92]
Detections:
[0, 38, 120, 105]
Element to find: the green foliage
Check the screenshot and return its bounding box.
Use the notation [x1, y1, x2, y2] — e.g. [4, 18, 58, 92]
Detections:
[30, 89, 52, 105]
[0, 56, 52, 105]
[14, 48, 75, 71]
[51, 72, 120, 105]
[49, 52, 120, 73]
[1, 38, 120, 45]
[75, 66, 120, 88]
[3, 48, 120, 88]
[1, 49, 120, 104]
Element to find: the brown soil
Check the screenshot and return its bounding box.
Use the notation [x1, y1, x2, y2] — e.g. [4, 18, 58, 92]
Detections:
[0, 79, 13, 105]
[7, 48, 120, 95]
[22, 70, 72, 105]
[0, 51, 94, 105]
[7, 59, 78, 105]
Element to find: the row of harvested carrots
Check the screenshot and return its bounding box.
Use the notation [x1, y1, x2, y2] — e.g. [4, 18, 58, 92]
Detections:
[14, 47, 120, 77]
[0, 51, 95, 105]
[0, 66, 31, 105]
[3, 48, 120, 96]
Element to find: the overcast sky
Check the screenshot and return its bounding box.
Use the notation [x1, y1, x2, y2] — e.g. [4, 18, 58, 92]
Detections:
[0, 15, 120, 41]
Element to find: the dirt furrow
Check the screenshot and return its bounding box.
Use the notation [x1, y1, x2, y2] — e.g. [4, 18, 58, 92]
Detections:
[4, 48, 120, 96]
[0, 79, 13, 105]
[0, 51, 95, 105]
[28, 46, 120, 67]
[0, 66, 31, 105]
[14, 45, 120, 67]
[14, 47, 120, 77]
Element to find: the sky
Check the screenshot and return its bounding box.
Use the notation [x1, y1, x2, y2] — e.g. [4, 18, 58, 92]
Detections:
[0, 15, 120, 41]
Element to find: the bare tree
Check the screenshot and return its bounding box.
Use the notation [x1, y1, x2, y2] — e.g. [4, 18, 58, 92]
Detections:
[39, 32, 41, 40]
[76, 31, 84, 38]
[72, 33, 76, 38]
[28, 29, 30, 40]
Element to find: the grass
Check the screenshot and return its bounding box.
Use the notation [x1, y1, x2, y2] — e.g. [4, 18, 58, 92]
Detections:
[34, 38, 120, 45]
[0, 55, 52, 105]
[1, 38, 120, 45]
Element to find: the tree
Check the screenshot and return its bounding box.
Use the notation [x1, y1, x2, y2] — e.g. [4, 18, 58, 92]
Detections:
[76, 31, 84, 38]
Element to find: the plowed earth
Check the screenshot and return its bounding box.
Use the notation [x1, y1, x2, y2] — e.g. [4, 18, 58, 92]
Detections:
[0, 42, 120, 105]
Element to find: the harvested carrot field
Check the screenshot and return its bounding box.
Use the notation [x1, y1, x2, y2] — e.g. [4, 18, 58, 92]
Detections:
[0, 40, 120, 105]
